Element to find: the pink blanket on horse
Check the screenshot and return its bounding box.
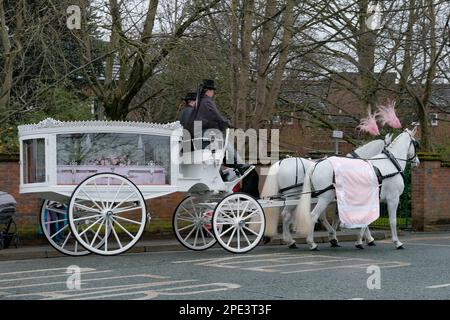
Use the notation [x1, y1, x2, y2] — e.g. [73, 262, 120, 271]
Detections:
[327, 156, 380, 228]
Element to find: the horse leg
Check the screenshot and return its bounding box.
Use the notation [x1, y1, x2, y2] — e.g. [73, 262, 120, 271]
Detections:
[364, 227, 376, 246]
[318, 212, 340, 247]
[307, 197, 331, 251]
[387, 197, 403, 249]
[281, 206, 296, 248]
[355, 227, 366, 249]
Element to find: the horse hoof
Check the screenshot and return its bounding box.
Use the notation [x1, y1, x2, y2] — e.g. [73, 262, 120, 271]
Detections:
[355, 244, 364, 250]
[288, 243, 298, 249]
[263, 236, 271, 245]
[367, 241, 376, 247]
[310, 246, 319, 251]
[330, 239, 341, 248]
[396, 245, 405, 250]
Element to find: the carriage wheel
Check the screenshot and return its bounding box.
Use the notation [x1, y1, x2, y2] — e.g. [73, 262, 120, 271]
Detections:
[68, 173, 147, 256]
[40, 200, 90, 256]
[212, 193, 265, 254]
[173, 196, 217, 251]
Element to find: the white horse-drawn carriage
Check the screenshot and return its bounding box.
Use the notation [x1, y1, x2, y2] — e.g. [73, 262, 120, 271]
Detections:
[18, 118, 273, 256]
[18, 117, 419, 257]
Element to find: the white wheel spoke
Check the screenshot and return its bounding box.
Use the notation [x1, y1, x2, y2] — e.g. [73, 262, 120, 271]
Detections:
[111, 217, 135, 239]
[239, 201, 250, 218]
[246, 221, 262, 224]
[199, 226, 206, 245]
[202, 225, 215, 238]
[104, 222, 109, 251]
[176, 216, 195, 222]
[237, 226, 240, 250]
[242, 209, 259, 220]
[74, 202, 103, 214]
[78, 217, 103, 237]
[218, 210, 234, 221]
[227, 227, 237, 246]
[114, 215, 142, 225]
[219, 225, 234, 237]
[72, 214, 103, 222]
[93, 180, 106, 209]
[181, 207, 197, 219]
[60, 231, 71, 249]
[113, 205, 142, 215]
[177, 223, 196, 232]
[90, 219, 105, 246]
[44, 218, 67, 225]
[111, 224, 123, 249]
[193, 227, 199, 246]
[243, 225, 259, 236]
[240, 228, 251, 246]
[80, 189, 104, 212]
[183, 224, 197, 242]
[46, 207, 67, 215]
[111, 191, 138, 211]
[50, 224, 68, 239]
[109, 181, 125, 210]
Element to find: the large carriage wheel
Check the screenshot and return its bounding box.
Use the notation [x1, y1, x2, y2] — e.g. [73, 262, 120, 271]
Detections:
[173, 196, 217, 251]
[212, 193, 265, 254]
[40, 200, 90, 256]
[68, 173, 147, 256]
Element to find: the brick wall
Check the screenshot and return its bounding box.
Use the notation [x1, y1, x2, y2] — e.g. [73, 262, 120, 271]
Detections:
[411, 153, 450, 231]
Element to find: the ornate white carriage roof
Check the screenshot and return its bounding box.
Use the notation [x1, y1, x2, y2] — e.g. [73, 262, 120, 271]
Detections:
[18, 118, 182, 136]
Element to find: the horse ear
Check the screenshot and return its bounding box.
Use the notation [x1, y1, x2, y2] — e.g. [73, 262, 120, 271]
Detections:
[384, 133, 393, 145]
[411, 126, 417, 136]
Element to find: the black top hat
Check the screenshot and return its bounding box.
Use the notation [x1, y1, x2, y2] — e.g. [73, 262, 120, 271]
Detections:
[202, 79, 216, 90]
[181, 92, 197, 102]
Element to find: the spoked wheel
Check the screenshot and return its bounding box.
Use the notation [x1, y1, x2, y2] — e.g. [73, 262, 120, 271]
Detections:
[40, 200, 90, 256]
[212, 193, 265, 254]
[68, 173, 147, 256]
[173, 196, 218, 251]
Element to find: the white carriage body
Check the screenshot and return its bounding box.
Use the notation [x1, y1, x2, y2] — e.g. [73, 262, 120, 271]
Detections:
[18, 118, 229, 202]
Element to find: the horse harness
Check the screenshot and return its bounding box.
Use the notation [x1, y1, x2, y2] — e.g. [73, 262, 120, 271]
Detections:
[279, 157, 307, 194]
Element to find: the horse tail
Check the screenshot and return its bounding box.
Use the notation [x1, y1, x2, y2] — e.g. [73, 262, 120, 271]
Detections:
[258, 161, 281, 236]
[295, 165, 314, 236]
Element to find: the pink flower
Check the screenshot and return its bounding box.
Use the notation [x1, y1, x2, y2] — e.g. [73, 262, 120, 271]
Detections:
[375, 101, 402, 129]
[356, 113, 380, 136]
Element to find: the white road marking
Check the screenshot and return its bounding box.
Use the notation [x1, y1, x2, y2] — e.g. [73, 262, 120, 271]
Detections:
[173, 253, 410, 274]
[0, 274, 166, 290]
[426, 283, 450, 289]
[0, 270, 111, 283]
[401, 242, 450, 248]
[0, 267, 95, 276]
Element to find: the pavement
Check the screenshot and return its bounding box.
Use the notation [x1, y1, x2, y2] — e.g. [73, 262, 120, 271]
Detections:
[0, 229, 389, 261]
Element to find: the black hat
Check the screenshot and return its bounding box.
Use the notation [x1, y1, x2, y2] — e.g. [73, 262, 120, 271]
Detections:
[181, 92, 197, 102]
[202, 79, 216, 90]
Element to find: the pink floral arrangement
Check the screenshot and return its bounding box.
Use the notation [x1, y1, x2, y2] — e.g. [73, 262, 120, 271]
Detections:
[375, 101, 402, 129]
[356, 113, 380, 136]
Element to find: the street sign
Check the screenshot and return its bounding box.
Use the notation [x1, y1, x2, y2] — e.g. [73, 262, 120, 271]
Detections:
[332, 130, 343, 139]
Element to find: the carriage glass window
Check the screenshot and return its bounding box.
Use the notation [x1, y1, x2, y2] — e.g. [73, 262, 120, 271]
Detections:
[23, 139, 46, 184]
[56, 133, 171, 185]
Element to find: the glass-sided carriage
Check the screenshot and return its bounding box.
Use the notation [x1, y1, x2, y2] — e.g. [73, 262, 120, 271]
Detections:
[18, 118, 266, 256]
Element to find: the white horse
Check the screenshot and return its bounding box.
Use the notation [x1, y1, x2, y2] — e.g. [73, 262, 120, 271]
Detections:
[295, 128, 419, 250]
[261, 134, 393, 248]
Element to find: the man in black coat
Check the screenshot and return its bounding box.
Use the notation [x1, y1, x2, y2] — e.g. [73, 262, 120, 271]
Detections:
[188, 79, 259, 198]
[178, 92, 197, 128]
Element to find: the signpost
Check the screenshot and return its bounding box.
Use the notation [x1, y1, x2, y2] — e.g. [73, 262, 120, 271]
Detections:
[332, 130, 343, 155]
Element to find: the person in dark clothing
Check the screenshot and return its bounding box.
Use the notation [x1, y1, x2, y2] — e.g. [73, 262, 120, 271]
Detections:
[178, 92, 197, 128]
[188, 79, 260, 198]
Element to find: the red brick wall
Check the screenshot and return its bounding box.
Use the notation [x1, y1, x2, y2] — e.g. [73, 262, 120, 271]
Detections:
[412, 155, 450, 231]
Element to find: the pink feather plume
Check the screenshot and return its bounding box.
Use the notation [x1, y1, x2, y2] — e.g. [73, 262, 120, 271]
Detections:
[356, 113, 380, 136]
[375, 101, 402, 129]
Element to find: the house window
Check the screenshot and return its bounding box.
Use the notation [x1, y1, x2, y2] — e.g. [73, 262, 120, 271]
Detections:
[430, 113, 438, 126]
[285, 112, 294, 125]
